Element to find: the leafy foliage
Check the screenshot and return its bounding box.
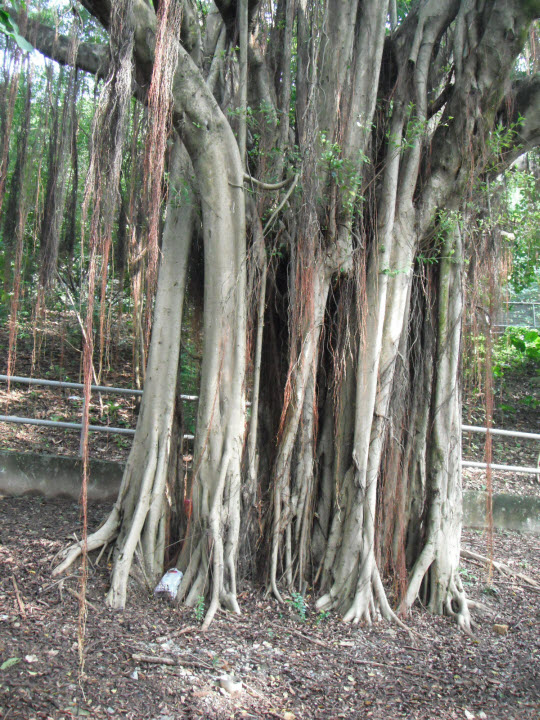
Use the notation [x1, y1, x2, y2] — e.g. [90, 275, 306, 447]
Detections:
[286, 592, 307, 622]
[504, 161, 540, 293]
[493, 326, 540, 377]
[0, 11, 33, 52]
[193, 595, 205, 623]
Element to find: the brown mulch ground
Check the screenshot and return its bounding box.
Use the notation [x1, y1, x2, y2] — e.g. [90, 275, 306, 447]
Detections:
[0, 495, 539, 720]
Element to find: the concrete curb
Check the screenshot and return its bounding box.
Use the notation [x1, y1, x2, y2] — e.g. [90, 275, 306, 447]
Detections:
[1, 452, 539, 534]
[0, 451, 124, 501]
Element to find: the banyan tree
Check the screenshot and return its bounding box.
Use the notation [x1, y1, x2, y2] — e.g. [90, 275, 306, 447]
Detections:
[8, 0, 540, 629]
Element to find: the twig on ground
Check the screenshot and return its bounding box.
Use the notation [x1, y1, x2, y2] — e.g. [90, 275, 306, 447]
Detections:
[132, 653, 176, 666]
[42, 573, 78, 592]
[155, 626, 198, 642]
[131, 652, 213, 670]
[34, 598, 51, 608]
[65, 586, 99, 613]
[95, 541, 108, 566]
[461, 548, 540, 588]
[284, 627, 438, 680]
[11, 575, 26, 617]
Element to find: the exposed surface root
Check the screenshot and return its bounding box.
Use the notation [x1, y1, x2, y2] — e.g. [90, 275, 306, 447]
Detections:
[176, 536, 241, 630]
[316, 558, 411, 635]
[461, 548, 540, 589]
[439, 575, 472, 635]
[401, 564, 472, 635]
[52, 506, 120, 577]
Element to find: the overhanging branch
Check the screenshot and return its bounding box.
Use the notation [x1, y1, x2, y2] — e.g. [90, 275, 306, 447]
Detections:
[78, 0, 112, 31]
[498, 74, 540, 160]
[213, 0, 261, 35]
[14, 13, 109, 77]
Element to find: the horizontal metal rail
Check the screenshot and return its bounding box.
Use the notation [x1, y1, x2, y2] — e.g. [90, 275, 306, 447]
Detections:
[0, 414, 135, 435]
[500, 301, 540, 305]
[0, 414, 194, 441]
[462, 460, 540, 475]
[0, 377, 530, 432]
[2, 412, 537, 472]
[1, 374, 538, 472]
[462, 425, 540, 441]
[0, 374, 198, 402]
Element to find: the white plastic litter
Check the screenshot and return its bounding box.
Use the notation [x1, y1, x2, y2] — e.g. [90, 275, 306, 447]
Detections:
[154, 568, 183, 600]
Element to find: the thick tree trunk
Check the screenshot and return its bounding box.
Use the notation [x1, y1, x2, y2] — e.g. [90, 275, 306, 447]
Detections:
[269, 260, 331, 599]
[175, 110, 247, 626]
[401, 227, 470, 630]
[53, 140, 194, 601]
[53, 0, 248, 627]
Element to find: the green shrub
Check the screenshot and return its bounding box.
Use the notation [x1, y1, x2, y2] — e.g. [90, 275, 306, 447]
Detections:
[493, 326, 540, 377]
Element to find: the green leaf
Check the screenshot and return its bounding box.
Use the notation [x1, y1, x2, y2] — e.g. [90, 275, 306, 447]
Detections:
[1, 657, 21, 670]
[12, 33, 34, 53]
[524, 329, 539, 343]
[510, 337, 526, 352]
[0, 10, 14, 27]
[0, 10, 34, 53]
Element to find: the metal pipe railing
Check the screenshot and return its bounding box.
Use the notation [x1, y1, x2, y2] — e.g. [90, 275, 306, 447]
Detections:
[462, 425, 540, 441]
[0, 374, 197, 453]
[0, 413, 136, 435]
[0, 374, 199, 401]
[1, 374, 538, 473]
[0, 414, 195, 441]
[462, 460, 540, 475]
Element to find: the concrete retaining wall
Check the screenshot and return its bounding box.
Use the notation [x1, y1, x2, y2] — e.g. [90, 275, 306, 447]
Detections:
[0, 451, 123, 501]
[1, 452, 539, 534]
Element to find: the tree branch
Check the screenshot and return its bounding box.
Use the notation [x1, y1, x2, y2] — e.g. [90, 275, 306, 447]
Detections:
[78, 0, 112, 30]
[427, 82, 453, 119]
[498, 74, 540, 160]
[16, 15, 109, 76]
[213, 0, 261, 35]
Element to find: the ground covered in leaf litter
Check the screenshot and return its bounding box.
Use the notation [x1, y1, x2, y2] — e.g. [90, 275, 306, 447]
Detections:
[0, 495, 539, 720]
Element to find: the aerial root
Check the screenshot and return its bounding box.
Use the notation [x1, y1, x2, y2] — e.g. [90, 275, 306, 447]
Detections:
[318, 564, 413, 636]
[441, 574, 472, 635]
[175, 535, 240, 629]
[52, 506, 120, 577]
